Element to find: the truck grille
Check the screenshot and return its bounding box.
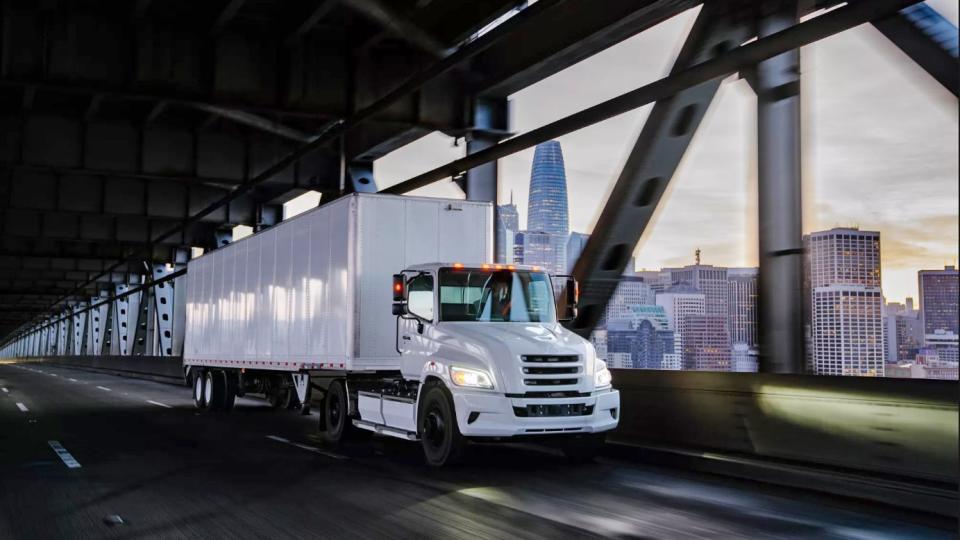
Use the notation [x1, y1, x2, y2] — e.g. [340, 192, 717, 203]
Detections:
[514, 403, 594, 417]
[520, 355, 581, 389]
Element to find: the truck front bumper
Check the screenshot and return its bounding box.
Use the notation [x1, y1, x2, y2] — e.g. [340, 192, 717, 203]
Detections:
[452, 389, 620, 437]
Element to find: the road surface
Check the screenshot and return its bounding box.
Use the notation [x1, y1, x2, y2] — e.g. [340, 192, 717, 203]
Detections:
[0, 362, 952, 539]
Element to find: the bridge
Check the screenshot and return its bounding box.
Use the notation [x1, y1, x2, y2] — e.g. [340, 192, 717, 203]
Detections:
[0, 0, 957, 537]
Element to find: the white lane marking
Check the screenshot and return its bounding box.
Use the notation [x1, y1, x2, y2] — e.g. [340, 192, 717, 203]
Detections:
[16, 402, 28, 412]
[48, 441, 82, 469]
[1, 387, 7, 393]
[49, 373, 58, 377]
[265, 435, 347, 460]
[147, 400, 172, 409]
[68, 378, 78, 382]
[96, 386, 111, 392]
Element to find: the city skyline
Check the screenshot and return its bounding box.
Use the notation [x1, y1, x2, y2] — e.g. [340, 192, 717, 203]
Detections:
[374, 4, 959, 304]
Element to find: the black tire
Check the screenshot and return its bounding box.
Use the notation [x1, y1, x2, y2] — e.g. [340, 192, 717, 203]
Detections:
[418, 382, 465, 467]
[223, 371, 238, 412]
[320, 380, 349, 444]
[283, 387, 299, 410]
[560, 433, 606, 464]
[206, 370, 227, 412]
[193, 370, 206, 410]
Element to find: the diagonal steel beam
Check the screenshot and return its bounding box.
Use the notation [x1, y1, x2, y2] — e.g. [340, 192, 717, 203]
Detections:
[384, 0, 921, 196]
[566, 6, 750, 337]
[872, 3, 958, 96]
[338, 0, 449, 58]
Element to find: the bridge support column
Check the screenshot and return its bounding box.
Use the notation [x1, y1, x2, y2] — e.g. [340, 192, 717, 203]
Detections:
[72, 303, 87, 356]
[756, 4, 805, 373]
[152, 264, 177, 356]
[462, 97, 510, 261]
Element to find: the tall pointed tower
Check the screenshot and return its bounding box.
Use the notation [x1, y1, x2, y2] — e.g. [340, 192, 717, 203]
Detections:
[527, 140, 569, 235]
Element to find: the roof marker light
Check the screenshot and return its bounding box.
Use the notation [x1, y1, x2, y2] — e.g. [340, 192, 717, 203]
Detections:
[453, 262, 464, 269]
[507, 265, 515, 270]
[481, 263, 491, 270]
[494, 264, 503, 270]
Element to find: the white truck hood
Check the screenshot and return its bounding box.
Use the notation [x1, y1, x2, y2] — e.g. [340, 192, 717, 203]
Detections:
[431, 322, 598, 395]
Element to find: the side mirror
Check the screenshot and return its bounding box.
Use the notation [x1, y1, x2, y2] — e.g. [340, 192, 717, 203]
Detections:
[565, 276, 579, 307]
[392, 303, 407, 316]
[557, 276, 579, 322]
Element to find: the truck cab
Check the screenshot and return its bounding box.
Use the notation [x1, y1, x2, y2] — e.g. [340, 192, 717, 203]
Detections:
[365, 262, 620, 465]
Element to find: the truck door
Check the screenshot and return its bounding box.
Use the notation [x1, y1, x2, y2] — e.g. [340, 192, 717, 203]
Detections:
[400, 273, 436, 365]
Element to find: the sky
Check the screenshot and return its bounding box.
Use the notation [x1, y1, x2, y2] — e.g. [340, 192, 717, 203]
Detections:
[371, 4, 959, 304]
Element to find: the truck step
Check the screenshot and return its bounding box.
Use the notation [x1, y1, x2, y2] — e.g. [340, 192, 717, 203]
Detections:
[353, 419, 419, 441]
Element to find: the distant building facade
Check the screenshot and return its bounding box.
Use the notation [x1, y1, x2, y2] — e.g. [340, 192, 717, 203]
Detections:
[918, 266, 959, 337]
[566, 232, 589, 273]
[681, 315, 730, 371]
[806, 228, 884, 377]
[727, 268, 758, 349]
[495, 198, 519, 264]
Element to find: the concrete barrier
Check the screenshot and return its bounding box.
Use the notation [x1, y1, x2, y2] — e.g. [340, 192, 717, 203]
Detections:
[37, 356, 185, 386]
[609, 369, 958, 483]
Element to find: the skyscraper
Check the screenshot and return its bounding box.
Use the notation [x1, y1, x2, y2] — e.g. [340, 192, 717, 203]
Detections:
[566, 231, 589, 273]
[918, 266, 959, 336]
[495, 194, 520, 264]
[666, 263, 729, 317]
[527, 140, 569, 235]
[604, 277, 656, 324]
[682, 315, 730, 371]
[727, 268, 758, 349]
[514, 230, 566, 274]
[519, 140, 570, 274]
[807, 228, 884, 377]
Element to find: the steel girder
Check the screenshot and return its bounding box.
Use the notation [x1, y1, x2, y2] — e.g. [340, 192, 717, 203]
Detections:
[872, 3, 959, 96]
[566, 5, 751, 337]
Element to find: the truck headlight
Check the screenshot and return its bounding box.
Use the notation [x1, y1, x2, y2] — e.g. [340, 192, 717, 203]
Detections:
[594, 359, 612, 388]
[450, 366, 494, 389]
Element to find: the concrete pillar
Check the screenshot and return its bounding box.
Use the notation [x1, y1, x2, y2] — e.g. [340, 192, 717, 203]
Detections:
[756, 5, 805, 373]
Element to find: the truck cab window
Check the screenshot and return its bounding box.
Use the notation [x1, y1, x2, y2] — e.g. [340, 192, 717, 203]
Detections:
[439, 269, 556, 323]
[407, 274, 434, 321]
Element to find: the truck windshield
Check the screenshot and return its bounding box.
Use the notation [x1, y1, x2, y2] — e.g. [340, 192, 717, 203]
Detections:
[439, 269, 557, 323]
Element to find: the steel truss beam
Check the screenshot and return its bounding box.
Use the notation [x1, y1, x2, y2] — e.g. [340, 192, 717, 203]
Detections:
[872, 3, 959, 96]
[383, 0, 921, 196]
[567, 5, 751, 337]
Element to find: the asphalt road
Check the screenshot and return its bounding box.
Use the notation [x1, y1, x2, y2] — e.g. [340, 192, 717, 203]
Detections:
[0, 361, 952, 539]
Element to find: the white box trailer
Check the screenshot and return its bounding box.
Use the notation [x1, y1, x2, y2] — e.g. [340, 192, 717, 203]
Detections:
[184, 193, 492, 371]
[184, 193, 619, 466]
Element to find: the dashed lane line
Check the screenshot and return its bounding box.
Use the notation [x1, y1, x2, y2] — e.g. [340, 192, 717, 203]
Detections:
[266, 435, 347, 460]
[147, 400, 172, 409]
[68, 378, 78, 382]
[48, 441, 81, 469]
[16, 402, 28, 412]
[1, 387, 7, 393]
[96, 386, 112, 392]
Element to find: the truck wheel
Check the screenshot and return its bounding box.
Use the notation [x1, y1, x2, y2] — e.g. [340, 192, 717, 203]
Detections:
[320, 380, 348, 444]
[193, 370, 206, 409]
[206, 370, 227, 412]
[419, 382, 465, 467]
[223, 371, 238, 412]
[560, 434, 606, 464]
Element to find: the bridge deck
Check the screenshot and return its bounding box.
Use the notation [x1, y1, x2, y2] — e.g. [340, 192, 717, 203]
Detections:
[0, 363, 951, 539]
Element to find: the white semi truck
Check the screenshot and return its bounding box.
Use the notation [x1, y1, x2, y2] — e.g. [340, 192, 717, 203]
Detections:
[183, 193, 619, 465]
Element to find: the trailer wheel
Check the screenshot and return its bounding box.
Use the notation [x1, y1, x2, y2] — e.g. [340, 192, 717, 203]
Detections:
[560, 433, 606, 464]
[205, 370, 228, 412]
[193, 370, 206, 409]
[419, 382, 465, 467]
[320, 380, 348, 444]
